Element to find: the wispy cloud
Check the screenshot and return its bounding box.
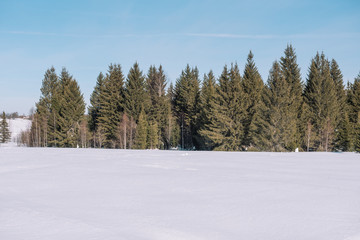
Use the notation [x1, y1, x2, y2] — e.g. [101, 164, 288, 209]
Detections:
[2, 31, 360, 40]
[186, 32, 360, 39]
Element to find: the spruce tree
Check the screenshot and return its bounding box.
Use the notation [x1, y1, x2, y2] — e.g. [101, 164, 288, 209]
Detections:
[0, 111, 11, 143]
[199, 65, 244, 151]
[280, 45, 303, 148]
[347, 73, 360, 151]
[330, 59, 348, 150]
[242, 51, 264, 149]
[303, 53, 338, 151]
[88, 72, 105, 147]
[134, 108, 147, 149]
[173, 65, 201, 149]
[254, 61, 295, 151]
[52, 68, 85, 148]
[146, 65, 167, 149]
[98, 64, 125, 148]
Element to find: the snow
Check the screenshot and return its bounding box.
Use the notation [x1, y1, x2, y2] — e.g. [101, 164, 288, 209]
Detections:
[6, 118, 31, 144]
[1, 148, 360, 240]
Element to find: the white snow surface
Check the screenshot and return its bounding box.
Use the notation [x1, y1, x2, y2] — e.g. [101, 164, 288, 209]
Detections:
[1, 148, 360, 240]
[7, 118, 31, 143]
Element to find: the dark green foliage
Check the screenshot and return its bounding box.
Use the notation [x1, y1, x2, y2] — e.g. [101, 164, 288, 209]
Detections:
[0, 111, 11, 143]
[347, 74, 360, 151]
[173, 65, 201, 149]
[303, 53, 338, 151]
[254, 61, 297, 151]
[134, 108, 147, 149]
[88, 73, 105, 134]
[98, 64, 125, 148]
[199, 65, 244, 151]
[146, 65, 168, 149]
[52, 68, 86, 147]
[242, 51, 264, 149]
[280, 45, 303, 148]
[125, 62, 148, 123]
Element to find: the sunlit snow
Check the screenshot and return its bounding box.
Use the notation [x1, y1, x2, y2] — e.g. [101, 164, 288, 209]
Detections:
[1, 148, 360, 240]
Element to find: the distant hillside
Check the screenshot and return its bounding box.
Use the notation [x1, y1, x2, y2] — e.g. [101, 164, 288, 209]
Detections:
[7, 118, 31, 143]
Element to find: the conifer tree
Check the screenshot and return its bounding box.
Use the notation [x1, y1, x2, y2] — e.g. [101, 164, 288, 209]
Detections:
[242, 51, 264, 149]
[0, 111, 11, 143]
[88, 72, 105, 147]
[173, 65, 201, 149]
[98, 64, 125, 148]
[254, 61, 295, 151]
[347, 73, 360, 151]
[134, 108, 147, 149]
[280, 45, 303, 148]
[146, 65, 167, 149]
[303, 53, 338, 151]
[125, 62, 148, 123]
[52, 68, 85, 147]
[199, 65, 244, 151]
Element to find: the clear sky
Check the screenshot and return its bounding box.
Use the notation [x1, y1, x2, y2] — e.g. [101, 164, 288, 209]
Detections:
[1, 0, 359, 114]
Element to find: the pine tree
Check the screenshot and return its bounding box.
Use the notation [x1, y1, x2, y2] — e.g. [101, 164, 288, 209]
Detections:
[280, 45, 303, 148]
[173, 65, 201, 149]
[52, 68, 85, 148]
[88, 72, 105, 147]
[98, 64, 125, 148]
[146, 65, 167, 149]
[242, 51, 264, 149]
[31, 67, 59, 147]
[134, 108, 147, 149]
[254, 61, 295, 151]
[199, 65, 244, 151]
[0, 112, 11, 143]
[330, 59, 348, 150]
[347, 73, 360, 151]
[303, 53, 338, 151]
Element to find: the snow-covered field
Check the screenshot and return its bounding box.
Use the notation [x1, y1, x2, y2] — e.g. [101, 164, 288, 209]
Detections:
[1, 148, 360, 240]
[6, 118, 31, 145]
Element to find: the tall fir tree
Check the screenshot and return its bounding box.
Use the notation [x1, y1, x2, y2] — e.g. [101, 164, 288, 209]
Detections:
[242, 51, 264, 149]
[280, 45, 303, 148]
[88, 72, 105, 147]
[330, 59, 348, 150]
[0, 111, 11, 143]
[146, 65, 167, 149]
[98, 64, 125, 148]
[303, 53, 338, 151]
[134, 108, 148, 149]
[347, 73, 360, 151]
[173, 65, 201, 149]
[254, 61, 295, 151]
[52, 68, 86, 148]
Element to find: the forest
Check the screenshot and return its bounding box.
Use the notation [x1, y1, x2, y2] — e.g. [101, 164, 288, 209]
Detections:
[21, 45, 360, 152]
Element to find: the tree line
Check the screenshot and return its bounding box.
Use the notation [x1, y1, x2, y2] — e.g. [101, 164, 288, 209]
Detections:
[22, 45, 360, 152]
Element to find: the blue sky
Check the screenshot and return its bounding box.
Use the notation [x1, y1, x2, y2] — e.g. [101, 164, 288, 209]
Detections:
[1, 0, 359, 114]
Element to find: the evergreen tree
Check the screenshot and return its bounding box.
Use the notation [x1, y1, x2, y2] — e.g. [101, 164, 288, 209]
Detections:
[330, 59, 348, 150]
[0, 111, 11, 143]
[146, 65, 167, 149]
[134, 108, 147, 149]
[280, 45, 303, 148]
[347, 73, 360, 151]
[52, 68, 86, 147]
[242, 51, 264, 149]
[199, 65, 244, 151]
[173, 65, 201, 149]
[98, 64, 125, 148]
[88, 72, 105, 147]
[254, 61, 295, 151]
[303, 53, 338, 151]
[125, 62, 148, 122]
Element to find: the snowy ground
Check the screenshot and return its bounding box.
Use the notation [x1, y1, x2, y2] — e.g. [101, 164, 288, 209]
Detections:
[1, 148, 360, 240]
[3, 118, 32, 147]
